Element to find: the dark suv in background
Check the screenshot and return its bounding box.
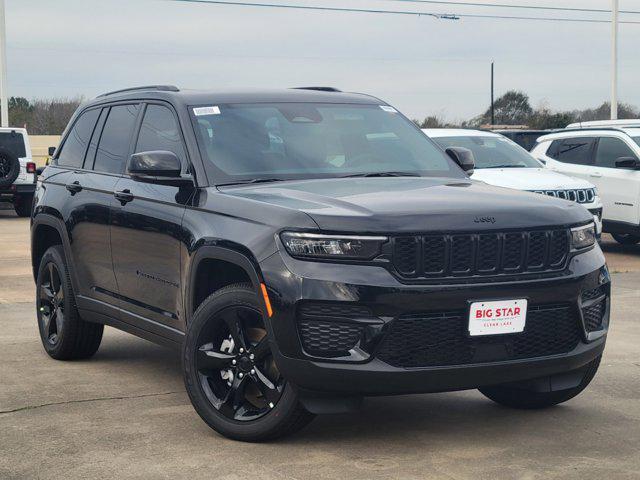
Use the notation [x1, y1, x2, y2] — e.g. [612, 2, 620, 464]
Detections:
[31, 86, 609, 441]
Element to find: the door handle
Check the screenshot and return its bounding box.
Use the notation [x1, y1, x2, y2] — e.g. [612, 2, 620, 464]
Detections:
[114, 189, 134, 205]
[65, 181, 82, 195]
[590, 172, 602, 178]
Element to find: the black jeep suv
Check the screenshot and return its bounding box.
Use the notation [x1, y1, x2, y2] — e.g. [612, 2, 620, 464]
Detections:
[31, 86, 609, 441]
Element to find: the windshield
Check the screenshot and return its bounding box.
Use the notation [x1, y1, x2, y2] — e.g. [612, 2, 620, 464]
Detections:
[0, 131, 27, 158]
[191, 103, 465, 184]
[431, 135, 542, 169]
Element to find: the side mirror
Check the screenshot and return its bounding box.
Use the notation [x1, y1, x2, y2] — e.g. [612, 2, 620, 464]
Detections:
[48, 146, 56, 157]
[446, 147, 475, 175]
[614, 156, 640, 170]
[127, 151, 192, 185]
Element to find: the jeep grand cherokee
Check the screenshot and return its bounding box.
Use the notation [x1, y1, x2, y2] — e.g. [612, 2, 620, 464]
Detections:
[31, 86, 609, 441]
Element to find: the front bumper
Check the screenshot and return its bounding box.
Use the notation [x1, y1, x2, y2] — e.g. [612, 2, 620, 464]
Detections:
[260, 245, 609, 396]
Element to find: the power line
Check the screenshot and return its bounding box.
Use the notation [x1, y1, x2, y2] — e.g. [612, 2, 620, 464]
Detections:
[167, 0, 640, 24]
[383, 0, 640, 16]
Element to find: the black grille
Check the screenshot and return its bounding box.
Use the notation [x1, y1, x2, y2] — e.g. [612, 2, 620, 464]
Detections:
[298, 319, 363, 357]
[376, 304, 581, 368]
[531, 188, 596, 204]
[298, 303, 371, 318]
[582, 286, 606, 302]
[392, 229, 570, 280]
[297, 302, 370, 357]
[582, 301, 605, 332]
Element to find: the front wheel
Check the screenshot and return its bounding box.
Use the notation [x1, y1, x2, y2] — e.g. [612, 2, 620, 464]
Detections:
[183, 283, 314, 442]
[611, 233, 640, 245]
[479, 355, 601, 409]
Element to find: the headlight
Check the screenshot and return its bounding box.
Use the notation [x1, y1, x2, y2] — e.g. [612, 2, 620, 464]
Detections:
[571, 223, 596, 250]
[280, 232, 387, 259]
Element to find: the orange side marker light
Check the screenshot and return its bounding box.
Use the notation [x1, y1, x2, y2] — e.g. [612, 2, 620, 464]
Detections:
[260, 283, 273, 317]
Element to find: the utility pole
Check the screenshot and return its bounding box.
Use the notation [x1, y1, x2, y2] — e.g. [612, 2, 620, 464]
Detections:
[0, 0, 7, 127]
[611, 0, 619, 120]
[490, 61, 495, 126]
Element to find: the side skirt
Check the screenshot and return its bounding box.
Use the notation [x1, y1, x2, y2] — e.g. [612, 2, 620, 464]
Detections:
[76, 295, 184, 349]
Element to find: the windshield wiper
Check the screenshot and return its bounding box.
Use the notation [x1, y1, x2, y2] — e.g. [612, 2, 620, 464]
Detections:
[218, 177, 286, 186]
[482, 165, 525, 169]
[340, 171, 421, 178]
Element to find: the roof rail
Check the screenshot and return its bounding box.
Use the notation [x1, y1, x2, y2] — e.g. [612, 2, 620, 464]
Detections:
[566, 119, 640, 128]
[97, 85, 180, 98]
[544, 126, 637, 135]
[291, 86, 342, 92]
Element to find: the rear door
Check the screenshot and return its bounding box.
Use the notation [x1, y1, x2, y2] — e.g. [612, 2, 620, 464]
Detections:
[49, 106, 127, 309]
[592, 135, 640, 225]
[544, 137, 597, 183]
[110, 102, 191, 333]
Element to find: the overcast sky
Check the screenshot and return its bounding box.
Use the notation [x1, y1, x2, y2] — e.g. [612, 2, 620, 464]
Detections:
[7, 0, 640, 121]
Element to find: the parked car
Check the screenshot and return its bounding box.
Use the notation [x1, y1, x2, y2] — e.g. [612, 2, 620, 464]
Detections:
[0, 127, 37, 217]
[492, 129, 548, 151]
[32, 86, 609, 441]
[532, 121, 640, 244]
[425, 129, 603, 237]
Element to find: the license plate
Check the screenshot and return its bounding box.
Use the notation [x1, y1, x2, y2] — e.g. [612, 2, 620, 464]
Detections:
[469, 299, 527, 336]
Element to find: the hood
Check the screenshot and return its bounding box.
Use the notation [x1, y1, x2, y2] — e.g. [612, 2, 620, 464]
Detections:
[471, 168, 595, 191]
[221, 177, 592, 233]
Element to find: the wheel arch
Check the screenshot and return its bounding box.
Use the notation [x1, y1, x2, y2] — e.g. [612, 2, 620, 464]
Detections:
[31, 214, 74, 285]
[185, 245, 269, 323]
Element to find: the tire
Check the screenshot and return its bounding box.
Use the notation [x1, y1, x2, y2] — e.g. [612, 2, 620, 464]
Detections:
[183, 283, 314, 442]
[0, 147, 20, 187]
[36, 245, 103, 360]
[611, 233, 640, 245]
[13, 194, 34, 217]
[479, 355, 601, 409]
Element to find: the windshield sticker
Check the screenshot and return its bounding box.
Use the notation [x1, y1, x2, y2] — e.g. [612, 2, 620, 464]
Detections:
[193, 106, 220, 116]
[380, 105, 398, 113]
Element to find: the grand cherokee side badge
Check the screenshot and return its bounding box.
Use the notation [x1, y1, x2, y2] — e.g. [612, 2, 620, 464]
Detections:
[474, 216, 496, 224]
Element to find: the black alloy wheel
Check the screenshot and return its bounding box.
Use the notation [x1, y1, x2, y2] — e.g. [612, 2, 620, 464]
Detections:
[35, 245, 103, 359]
[183, 283, 314, 441]
[195, 304, 285, 421]
[38, 262, 65, 346]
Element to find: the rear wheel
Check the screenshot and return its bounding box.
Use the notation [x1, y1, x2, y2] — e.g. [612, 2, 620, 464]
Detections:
[36, 245, 103, 359]
[14, 194, 33, 217]
[183, 283, 314, 441]
[479, 355, 601, 409]
[611, 233, 640, 245]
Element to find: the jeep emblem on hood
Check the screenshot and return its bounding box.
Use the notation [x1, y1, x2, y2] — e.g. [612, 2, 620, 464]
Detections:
[474, 216, 496, 224]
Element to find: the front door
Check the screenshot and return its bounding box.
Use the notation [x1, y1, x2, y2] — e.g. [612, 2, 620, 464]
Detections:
[592, 136, 640, 225]
[110, 103, 191, 332]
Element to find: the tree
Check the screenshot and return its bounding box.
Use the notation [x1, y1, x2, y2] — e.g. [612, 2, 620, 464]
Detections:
[528, 107, 575, 129]
[414, 115, 447, 128]
[29, 97, 83, 134]
[6, 96, 34, 128]
[480, 90, 533, 126]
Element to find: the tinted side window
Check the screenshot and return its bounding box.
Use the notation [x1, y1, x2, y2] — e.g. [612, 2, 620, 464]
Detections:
[135, 104, 186, 162]
[554, 137, 596, 165]
[595, 137, 637, 168]
[94, 104, 140, 174]
[83, 109, 107, 170]
[546, 140, 564, 159]
[57, 109, 100, 168]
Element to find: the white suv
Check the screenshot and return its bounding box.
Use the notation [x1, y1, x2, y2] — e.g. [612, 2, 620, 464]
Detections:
[425, 129, 603, 236]
[532, 121, 640, 244]
[0, 127, 36, 217]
